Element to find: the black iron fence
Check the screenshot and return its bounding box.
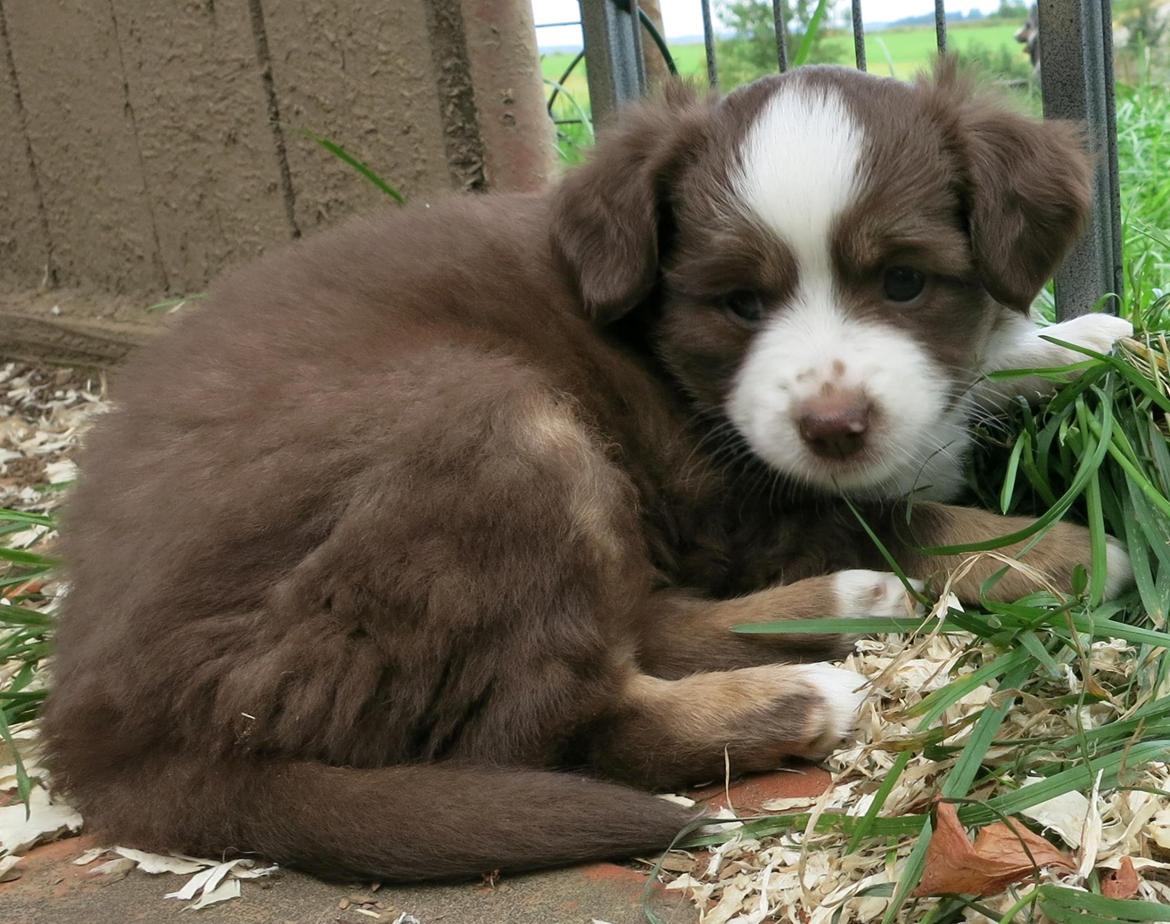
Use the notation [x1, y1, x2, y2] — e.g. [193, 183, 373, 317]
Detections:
[573, 0, 1122, 320]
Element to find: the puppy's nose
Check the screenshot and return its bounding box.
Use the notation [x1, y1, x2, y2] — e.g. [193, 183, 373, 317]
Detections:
[796, 391, 871, 460]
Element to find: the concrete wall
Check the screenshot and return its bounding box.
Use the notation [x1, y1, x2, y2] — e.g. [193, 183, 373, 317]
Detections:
[0, 0, 552, 315]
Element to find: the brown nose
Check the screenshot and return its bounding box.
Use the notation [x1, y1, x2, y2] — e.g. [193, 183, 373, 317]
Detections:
[796, 391, 871, 460]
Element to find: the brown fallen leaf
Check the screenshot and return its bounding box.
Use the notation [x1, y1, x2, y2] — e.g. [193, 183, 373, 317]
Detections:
[3, 579, 45, 600]
[1101, 856, 1141, 899]
[912, 801, 1076, 897]
[0, 855, 23, 883]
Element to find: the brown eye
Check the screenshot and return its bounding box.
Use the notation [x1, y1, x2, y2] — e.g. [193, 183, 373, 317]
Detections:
[722, 291, 766, 325]
[883, 266, 926, 302]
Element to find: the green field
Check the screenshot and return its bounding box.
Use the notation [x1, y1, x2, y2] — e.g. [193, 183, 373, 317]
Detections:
[861, 20, 1022, 77]
[541, 20, 1025, 104]
[542, 19, 1029, 160]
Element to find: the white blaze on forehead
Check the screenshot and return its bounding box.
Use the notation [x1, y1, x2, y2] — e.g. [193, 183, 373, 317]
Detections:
[731, 81, 863, 270]
[724, 80, 965, 500]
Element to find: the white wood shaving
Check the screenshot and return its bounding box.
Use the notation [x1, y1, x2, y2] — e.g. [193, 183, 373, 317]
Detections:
[0, 784, 82, 854]
[112, 847, 207, 875]
[90, 857, 137, 877]
[186, 878, 241, 910]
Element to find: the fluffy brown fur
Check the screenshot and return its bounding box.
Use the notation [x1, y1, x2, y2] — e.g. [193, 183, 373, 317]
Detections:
[44, 64, 1114, 882]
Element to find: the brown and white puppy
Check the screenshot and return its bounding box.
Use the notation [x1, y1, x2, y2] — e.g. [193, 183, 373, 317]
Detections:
[44, 64, 1132, 884]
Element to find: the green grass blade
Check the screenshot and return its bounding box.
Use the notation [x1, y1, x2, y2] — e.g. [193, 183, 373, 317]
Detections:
[0, 547, 56, 566]
[0, 510, 54, 527]
[920, 390, 1114, 554]
[792, 0, 831, 66]
[0, 605, 53, 628]
[1000, 432, 1026, 513]
[0, 706, 32, 811]
[882, 660, 1035, 919]
[1038, 884, 1170, 921]
[304, 131, 406, 204]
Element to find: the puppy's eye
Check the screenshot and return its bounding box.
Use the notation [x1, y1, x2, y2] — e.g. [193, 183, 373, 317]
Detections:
[883, 266, 926, 303]
[722, 291, 766, 325]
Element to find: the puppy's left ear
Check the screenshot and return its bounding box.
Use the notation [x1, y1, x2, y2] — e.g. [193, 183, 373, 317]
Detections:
[926, 65, 1093, 311]
[551, 81, 709, 325]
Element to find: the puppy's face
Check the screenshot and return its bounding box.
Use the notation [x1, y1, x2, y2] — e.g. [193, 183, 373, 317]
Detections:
[553, 65, 1091, 498]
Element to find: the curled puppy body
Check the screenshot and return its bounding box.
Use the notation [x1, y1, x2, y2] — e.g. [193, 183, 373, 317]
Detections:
[44, 63, 1133, 883]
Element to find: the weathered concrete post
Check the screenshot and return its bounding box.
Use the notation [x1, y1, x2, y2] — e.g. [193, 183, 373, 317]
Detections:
[638, 0, 672, 89]
[0, 0, 555, 365]
[462, 0, 556, 191]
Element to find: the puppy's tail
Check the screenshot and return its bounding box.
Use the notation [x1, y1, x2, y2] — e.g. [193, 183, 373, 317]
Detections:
[73, 759, 700, 881]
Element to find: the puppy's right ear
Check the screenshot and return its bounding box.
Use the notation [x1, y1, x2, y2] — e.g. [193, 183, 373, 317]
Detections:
[922, 60, 1093, 312]
[551, 82, 708, 325]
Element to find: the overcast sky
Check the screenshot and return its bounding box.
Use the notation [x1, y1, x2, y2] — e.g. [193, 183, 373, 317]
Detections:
[532, 0, 1007, 47]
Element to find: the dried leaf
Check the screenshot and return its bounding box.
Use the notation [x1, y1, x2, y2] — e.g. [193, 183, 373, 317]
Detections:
[90, 857, 137, 879]
[1101, 856, 1140, 900]
[0, 854, 22, 883]
[1076, 770, 1105, 880]
[44, 460, 76, 484]
[0, 786, 82, 853]
[187, 877, 241, 910]
[912, 802, 1075, 897]
[1019, 781, 1091, 848]
[165, 865, 220, 902]
[232, 862, 279, 879]
[112, 847, 206, 875]
[643, 852, 695, 874]
[1151, 808, 1170, 850]
[194, 858, 240, 897]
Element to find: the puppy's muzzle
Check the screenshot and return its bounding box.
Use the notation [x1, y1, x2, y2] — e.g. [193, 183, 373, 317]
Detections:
[796, 390, 871, 461]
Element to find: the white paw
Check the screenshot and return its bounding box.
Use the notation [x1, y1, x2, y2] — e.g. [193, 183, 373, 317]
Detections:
[1101, 535, 1135, 600]
[1042, 314, 1133, 360]
[832, 570, 924, 617]
[802, 664, 868, 752]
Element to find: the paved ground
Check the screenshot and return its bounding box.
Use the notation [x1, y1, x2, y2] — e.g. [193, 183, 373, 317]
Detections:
[0, 768, 831, 924]
[2, 837, 693, 924]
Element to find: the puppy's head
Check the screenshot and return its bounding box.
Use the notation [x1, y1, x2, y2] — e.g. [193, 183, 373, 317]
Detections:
[551, 63, 1092, 498]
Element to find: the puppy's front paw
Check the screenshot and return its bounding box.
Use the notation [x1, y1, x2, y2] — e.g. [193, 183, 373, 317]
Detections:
[832, 569, 924, 617]
[801, 664, 868, 756]
[1102, 535, 1135, 600]
[1042, 313, 1133, 361]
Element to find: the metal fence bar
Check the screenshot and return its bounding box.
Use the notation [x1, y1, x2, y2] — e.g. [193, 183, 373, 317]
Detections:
[701, 0, 719, 87]
[627, 0, 648, 88]
[850, 0, 866, 71]
[1037, 0, 1123, 317]
[579, 0, 646, 124]
[933, 0, 947, 54]
[773, 0, 790, 73]
[1100, 4, 1124, 313]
